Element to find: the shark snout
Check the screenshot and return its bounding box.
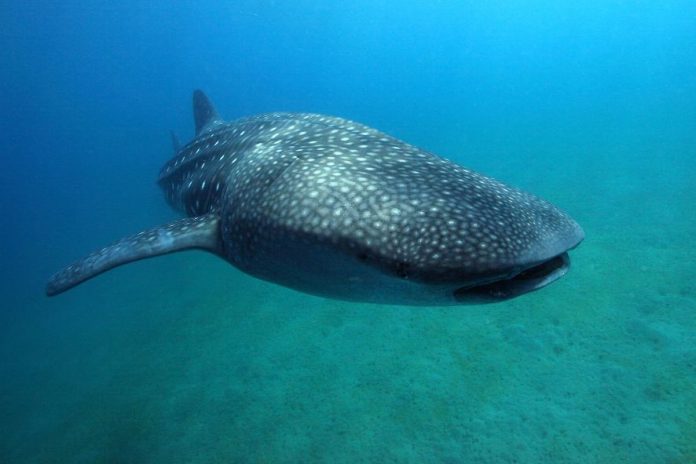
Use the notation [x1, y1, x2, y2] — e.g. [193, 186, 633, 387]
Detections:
[453, 215, 584, 303]
[536, 217, 584, 263]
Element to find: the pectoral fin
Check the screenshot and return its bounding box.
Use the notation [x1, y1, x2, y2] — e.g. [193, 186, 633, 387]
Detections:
[46, 214, 220, 296]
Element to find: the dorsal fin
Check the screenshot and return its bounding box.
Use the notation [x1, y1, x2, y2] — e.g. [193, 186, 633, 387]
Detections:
[193, 89, 222, 135]
[170, 130, 181, 153]
[46, 215, 221, 296]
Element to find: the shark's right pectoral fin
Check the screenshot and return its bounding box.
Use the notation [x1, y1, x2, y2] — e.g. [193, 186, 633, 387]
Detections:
[46, 214, 221, 296]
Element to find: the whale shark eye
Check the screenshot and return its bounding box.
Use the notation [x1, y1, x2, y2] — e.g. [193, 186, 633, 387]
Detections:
[394, 261, 410, 278]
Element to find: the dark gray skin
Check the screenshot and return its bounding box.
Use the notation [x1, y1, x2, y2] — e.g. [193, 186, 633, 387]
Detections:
[47, 91, 583, 304]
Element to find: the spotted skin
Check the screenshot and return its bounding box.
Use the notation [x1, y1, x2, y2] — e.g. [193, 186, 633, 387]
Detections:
[47, 91, 583, 303]
[46, 215, 219, 296]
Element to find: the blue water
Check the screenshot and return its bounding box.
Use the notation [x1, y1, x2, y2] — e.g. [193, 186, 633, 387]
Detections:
[2, 1, 695, 462]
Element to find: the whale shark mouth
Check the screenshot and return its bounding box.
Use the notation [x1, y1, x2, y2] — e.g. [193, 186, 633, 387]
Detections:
[453, 253, 571, 303]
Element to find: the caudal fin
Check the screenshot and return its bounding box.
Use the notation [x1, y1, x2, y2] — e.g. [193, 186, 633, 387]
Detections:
[46, 214, 220, 296]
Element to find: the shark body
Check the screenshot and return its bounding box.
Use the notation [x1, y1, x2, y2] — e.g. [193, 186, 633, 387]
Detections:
[47, 91, 583, 304]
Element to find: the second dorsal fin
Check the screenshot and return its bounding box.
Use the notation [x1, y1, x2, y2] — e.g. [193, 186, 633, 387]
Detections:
[193, 89, 223, 135]
[170, 130, 181, 153]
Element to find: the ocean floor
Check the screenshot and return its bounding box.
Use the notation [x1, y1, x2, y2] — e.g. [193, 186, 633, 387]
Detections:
[1, 149, 695, 464]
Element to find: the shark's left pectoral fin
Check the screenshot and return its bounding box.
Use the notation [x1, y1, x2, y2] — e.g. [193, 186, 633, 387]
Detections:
[46, 214, 221, 296]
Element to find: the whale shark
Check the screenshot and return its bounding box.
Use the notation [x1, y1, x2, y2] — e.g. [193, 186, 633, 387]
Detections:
[46, 90, 583, 304]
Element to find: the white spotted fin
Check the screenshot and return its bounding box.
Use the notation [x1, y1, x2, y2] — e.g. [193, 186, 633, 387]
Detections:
[46, 214, 220, 296]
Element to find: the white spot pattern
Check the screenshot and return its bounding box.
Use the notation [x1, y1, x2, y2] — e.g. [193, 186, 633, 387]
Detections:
[157, 111, 582, 285]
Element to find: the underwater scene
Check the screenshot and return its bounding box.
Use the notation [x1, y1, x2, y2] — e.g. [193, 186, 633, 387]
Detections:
[2, 1, 695, 462]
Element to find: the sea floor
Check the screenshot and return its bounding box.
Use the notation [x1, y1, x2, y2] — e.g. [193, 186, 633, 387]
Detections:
[1, 155, 695, 464]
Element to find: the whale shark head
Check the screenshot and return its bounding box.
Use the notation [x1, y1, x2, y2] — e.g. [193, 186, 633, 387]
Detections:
[240, 154, 585, 305]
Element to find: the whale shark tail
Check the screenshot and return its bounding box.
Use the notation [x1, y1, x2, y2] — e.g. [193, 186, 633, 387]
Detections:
[45, 214, 221, 296]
